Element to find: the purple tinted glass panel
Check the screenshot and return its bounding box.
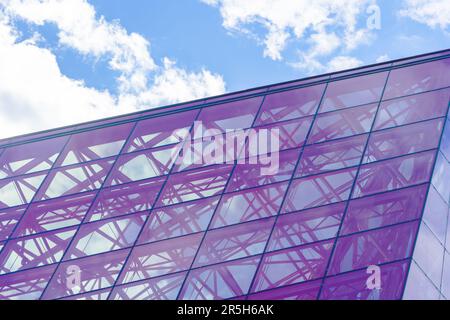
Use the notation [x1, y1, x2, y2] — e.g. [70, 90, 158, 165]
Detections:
[0, 206, 26, 241]
[0, 265, 56, 300]
[36, 159, 114, 200]
[247, 280, 321, 300]
[194, 218, 274, 267]
[353, 151, 436, 198]
[0, 227, 76, 274]
[341, 184, 427, 235]
[55, 123, 134, 167]
[403, 260, 441, 300]
[441, 119, 450, 162]
[328, 221, 418, 275]
[210, 182, 288, 228]
[364, 118, 443, 163]
[422, 186, 448, 244]
[85, 177, 165, 222]
[227, 149, 300, 192]
[42, 249, 129, 299]
[283, 168, 357, 213]
[255, 84, 325, 125]
[178, 257, 260, 300]
[373, 88, 450, 130]
[111, 272, 186, 300]
[123, 110, 198, 153]
[63, 212, 146, 259]
[268, 203, 345, 251]
[308, 104, 377, 144]
[320, 72, 387, 112]
[432, 152, 450, 204]
[0, 172, 46, 209]
[13, 192, 96, 237]
[251, 240, 334, 293]
[197, 97, 262, 133]
[0, 137, 67, 179]
[157, 165, 232, 207]
[296, 134, 367, 177]
[118, 233, 202, 284]
[62, 288, 111, 300]
[320, 260, 409, 300]
[384, 58, 450, 99]
[106, 144, 181, 186]
[138, 197, 219, 245]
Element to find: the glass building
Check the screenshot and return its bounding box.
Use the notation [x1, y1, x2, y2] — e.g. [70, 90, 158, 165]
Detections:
[0, 49, 449, 300]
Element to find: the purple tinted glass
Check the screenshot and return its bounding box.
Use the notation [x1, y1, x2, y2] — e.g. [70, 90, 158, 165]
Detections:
[118, 233, 203, 284]
[0, 206, 26, 241]
[296, 134, 367, 177]
[210, 182, 288, 228]
[138, 197, 219, 244]
[320, 260, 409, 300]
[328, 221, 418, 275]
[320, 72, 387, 113]
[268, 203, 345, 251]
[422, 186, 448, 244]
[384, 58, 450, 99]
[374, 88, 450, 130]
[255, 84, 325, 125]
[353, 151, 436, 198]
[123, 110, 199, 153]
[55, 123, 134, 167]
[432, 152, 450, 204]
[247, 280, 321, 300]
[0, 136, 67, 179]
[85, 177, 165, 222]
[364, 118, 443, 163]
[341, 184, 427, 235]
[0, 172, 47, 209]
[308, 103, 377, 144]
[13, 192, 96, 237]
[251, 240, 334, 293]
[283, 168, 357, 213]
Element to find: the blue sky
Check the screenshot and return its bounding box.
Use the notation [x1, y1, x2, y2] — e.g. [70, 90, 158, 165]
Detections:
[0, 0, 449, 138]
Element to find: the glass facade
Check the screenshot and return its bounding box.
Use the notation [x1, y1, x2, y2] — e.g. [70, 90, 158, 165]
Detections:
[0, 50, 449, 300]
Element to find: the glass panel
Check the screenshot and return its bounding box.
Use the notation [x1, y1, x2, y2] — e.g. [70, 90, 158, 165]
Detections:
[0, 206, 26, 241]
[308, 104, 377, 144]
[178, 257, 260, 300]
[194, 218, 274, 267]
[374, 88, 450, 130]
[364, 118, 443, 163]
[0, 173, 46, 209]
[0, 227, 77, 274]
[63, 212, 146, 259]
[123, 110, 199, 152]
[341, 184, 427, 235]
[227, 148, 300, 192]
[247, 280, 321, 300]
[432, 152, 450, 204]
[255, 84, 325, 125]
[250, 240, 334, 293]
[353, 151, 436, 199]
[13, 192, 96, 237]
[268, 203, 345, 251]
[384, 58, 450, 100]
[403, 260, 441, 300]
[85, 177, 165, 222]
[328, 221, 418, 275]
[320, 72, 387, 112]
[118, 233, 202, 284]
[422, 186, 448, 244]
[138, 197, 219, 245]
[0, 265, 56, 300]
[111, 272, 186, 300]
[37, 159, 114, 200]
[61, 288, 111, 300]
[0, 137, 67, 179]
[156, 165, 232, 207]
[56, 123, 134, 167]
[283, 168, 356, 213]
[41, 249, 129, 300]
[296, 134, 367, 177]
[210, 182, 288, 228]
[320, 260, 408, 300]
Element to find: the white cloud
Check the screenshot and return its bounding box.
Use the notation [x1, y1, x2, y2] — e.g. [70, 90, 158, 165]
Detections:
[202, 0, 376, 72]
[326, 56, 363, 72]
[0, 0, 226, 139]
[376, 54, 389, 63]
[400, 0, 450, 30]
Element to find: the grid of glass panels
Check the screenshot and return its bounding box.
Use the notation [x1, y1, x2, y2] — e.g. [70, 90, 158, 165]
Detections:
[0, 51, 449, 300]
